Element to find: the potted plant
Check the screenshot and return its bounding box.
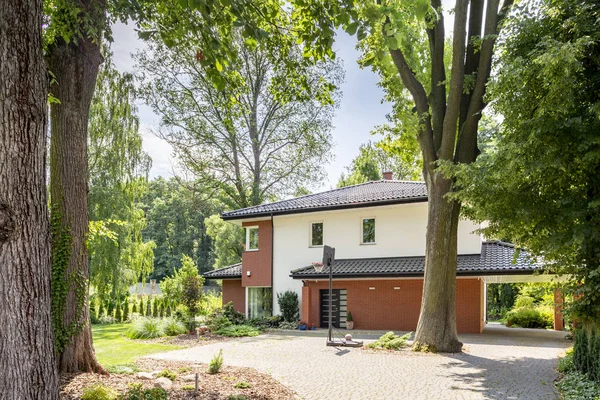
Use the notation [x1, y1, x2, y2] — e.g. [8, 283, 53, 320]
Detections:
[298, 321, 308, 330]
[346, 312, 354, 330]
[308, 323, 316, 330]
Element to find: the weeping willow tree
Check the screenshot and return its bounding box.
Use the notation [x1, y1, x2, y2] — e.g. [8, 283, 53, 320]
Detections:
[88, 52, 155, 307]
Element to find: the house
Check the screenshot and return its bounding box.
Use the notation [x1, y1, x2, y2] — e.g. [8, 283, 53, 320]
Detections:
[203, 177, 562, 333]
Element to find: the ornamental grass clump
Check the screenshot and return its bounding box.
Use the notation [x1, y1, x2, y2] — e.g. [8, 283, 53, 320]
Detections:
[216, 325, 260, 337]
[161, 317, 187, 336]
[81, 384, 118, 400]
[367, 331, 411, 350]
[126, 316, 163, 339]
[208, 349, 224, 374]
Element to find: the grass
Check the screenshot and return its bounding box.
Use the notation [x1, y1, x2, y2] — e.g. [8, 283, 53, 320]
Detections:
[92, 323, 181, 371]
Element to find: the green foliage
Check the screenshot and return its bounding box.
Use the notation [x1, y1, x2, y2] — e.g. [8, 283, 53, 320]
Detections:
[337, 141, 420, 188]
[277, 291, 299, 323]
[514, 295, 536, 309]
[204, 215, 244, 270]
[142, 177, 217, 280]
[487, 284, 520, 320]
[161, 317, 187, 336]
[122, 300, 129, 322]
[209, 316, 232, 332]
[115, 302, 122, 322]
[120, 383, 168, 400]
[450, 0, 600, 323]
[556, 369, 600, 400]
[152, 297, 159, 318]
[367, 332, 411, 350]
[207, 302, 246, 332]
[160, 255, 203, 310]
[559, 348, 575, 374]
[216, 325, 260, 338]
[246, 316, 282, 330]
[182, 274, 204, 320]
[156, 369, 177, 381]
[88, 52, 155, 306]
[573, 325, 600, 383]
[181, 385, 195, 391]
[504, 307, 553, 329]
[208, 349, 224, 374]
[227, 396, 248, 400]
[202, 293, 223, 316]
[278, 321, 299, 330]
[234, 382, 252, 389]
[126, 317, 163, 339]
[81, 384, 118, 400]
[347, 312, 354, 322]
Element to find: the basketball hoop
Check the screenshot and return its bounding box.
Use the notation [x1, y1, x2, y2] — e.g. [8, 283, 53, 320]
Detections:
[312, 262, 324, 273]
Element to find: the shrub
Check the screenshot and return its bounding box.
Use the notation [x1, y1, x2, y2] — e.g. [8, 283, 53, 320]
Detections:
[146, 297, 152, 316]
[347, 311, 354, 322]
[514, 295, 536, 308]
[202, 293, 223, 316]
[208, 349, 224, 374]
[234, 381, 252, 389]
[161, 317, 187, 336]
[153, 297, 159, 318]
[278, 321, 299, 330]
[504, 306, 553, 329]
[556, 370, 600, 400]
[121, 383, 168, 400]
[573, 324, 600, 383]
[217, 325, 260, 337]
[247, 316, 282, 330]
[122, 300, 129, 322]
[177, 366, 192, 374]
[132, 301, 137, 314]
[126, 317, 163, 339]
[559, 348, 575, 373]
[90, 298, 98, 324]
[227, 396, 248, 400]
[115, 302, 122, 322]
[156, 369, 177, 381]
[367, 332, 411, 350]
[277, 291, 299, 322]
[81, 384, 118, 400]
[98, 315, 117, 325]
[181, 385, 195, 391]
[222, 302, 245, 325]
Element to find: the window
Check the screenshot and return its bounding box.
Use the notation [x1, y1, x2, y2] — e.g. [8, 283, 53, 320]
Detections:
[362, 218, 376, 244]
[311, 222, 323, 247]
[246, 227, 259, 251]
[248, 287, 272, 318]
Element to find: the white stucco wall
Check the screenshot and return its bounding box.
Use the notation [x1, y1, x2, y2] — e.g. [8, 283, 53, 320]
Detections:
[271, 202, 482, 315]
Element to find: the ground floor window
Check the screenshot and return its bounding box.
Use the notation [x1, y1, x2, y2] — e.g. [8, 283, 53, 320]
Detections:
[248, 287, 272, 319]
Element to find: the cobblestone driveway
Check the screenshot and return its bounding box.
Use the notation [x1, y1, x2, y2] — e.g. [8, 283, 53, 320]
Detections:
[151, 326, 570, 400]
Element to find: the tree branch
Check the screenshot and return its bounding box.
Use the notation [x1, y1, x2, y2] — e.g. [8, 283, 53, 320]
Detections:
[427, 0, 446, 153]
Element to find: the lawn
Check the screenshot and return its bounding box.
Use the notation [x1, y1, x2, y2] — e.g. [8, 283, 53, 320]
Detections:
[92, 323, 181, 371]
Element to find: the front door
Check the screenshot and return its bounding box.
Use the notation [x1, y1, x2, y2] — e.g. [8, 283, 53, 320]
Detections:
[320, 289, 347, 328]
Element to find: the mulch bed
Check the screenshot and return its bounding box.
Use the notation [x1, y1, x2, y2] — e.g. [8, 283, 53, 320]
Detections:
[136, 333, 233, 347]
[60, 358, 297, 399]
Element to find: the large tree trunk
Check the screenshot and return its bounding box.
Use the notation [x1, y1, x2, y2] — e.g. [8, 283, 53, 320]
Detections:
[0, 0, 60, 397]
[48, 36, 106, 374]
[413, 172, 463, 353]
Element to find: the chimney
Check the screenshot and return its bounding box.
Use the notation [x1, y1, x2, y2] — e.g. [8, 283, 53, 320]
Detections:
[382, 171, 393, 180]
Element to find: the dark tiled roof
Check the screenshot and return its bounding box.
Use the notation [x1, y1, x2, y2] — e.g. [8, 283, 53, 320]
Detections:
[202, 263, 242, 280]
[221, 180, 427, 220]
[290, 241, 541, 279]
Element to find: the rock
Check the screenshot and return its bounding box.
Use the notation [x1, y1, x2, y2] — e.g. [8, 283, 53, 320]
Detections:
[181, 374, 196, 382]
[150, 370, 162, 377]
[136, 372, 153, 380]
[154, 377, 173, 390]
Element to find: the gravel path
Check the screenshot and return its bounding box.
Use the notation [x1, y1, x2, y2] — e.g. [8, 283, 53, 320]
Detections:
[150, 326, 570, 400]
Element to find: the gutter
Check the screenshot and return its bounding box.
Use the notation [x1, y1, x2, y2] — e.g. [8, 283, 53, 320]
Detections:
[270, 213, 274, 313]
[288, 268, 543, 280]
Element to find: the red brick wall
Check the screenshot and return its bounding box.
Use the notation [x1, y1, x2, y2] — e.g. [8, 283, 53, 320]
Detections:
[222, 279, 245, 314]
[554, 289, 564, 331]
[303, 278, 484, 334]
[242, 220, 272, 287]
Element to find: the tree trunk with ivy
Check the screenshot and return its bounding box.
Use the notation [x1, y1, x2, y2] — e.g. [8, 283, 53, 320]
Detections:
[48, 21, 106, 373]
[0, 0, 60, 397]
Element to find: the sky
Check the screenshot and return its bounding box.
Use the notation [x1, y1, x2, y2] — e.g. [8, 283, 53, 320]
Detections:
[110, 22, 392, 191]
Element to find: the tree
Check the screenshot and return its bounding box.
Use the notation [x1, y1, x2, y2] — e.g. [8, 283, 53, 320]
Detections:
[287, 0, 515, 351]
[135, 36, 340, 209]
[205, 215, 245, 270]
[337, 141, 420, 187]
[142, 178, 216, 279]
[0, 0, 59, 397]
[450, 0, 600, 328]
[88, 53, 155, 305]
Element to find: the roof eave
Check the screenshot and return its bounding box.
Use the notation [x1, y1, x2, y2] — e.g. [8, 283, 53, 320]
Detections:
[222, 196, 428, 221]
[290, 268, 542, 280]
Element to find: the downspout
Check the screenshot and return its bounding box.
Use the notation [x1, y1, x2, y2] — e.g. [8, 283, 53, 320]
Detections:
[271, 213, 274, 316]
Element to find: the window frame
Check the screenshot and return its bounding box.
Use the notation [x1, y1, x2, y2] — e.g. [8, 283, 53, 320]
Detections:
[309, 221, 324, 248]
[245, 226, 259, 251]
[360, 217, 376, 245]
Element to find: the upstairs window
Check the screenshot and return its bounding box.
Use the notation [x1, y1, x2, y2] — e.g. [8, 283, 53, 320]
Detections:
[311, 222, 324, 247]
[246, 226, 259, 251]
[362, 218, 376, 244]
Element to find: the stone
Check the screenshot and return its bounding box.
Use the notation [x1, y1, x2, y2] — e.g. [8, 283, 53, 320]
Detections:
[150, 369, 162, 377]
[181, 374, 197, 382]
[154, 377, 173, 390]
[136, 372, 153, 380]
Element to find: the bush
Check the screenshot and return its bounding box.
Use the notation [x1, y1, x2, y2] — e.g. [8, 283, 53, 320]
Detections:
[98, 315, 117, 325]
[514, 295, 536, 308]
[227, 396, 248, 400]
[234, 381, 252, 389]
[81, 384, 117, 400]
[246, 316, 282, 330]
[217, 325, 260, 337]
[277, 291, 299, 322]
[207, 302, 245, 331]
[366, 332, 411, 350]
[121, 383, 168, 400]
[126, 317, 163, 339]
[161, 317, 187, 336]
[556, 370, 600, 400]
[222, 302, 245, 325]
[181, 385, 195, 391]
[156, 369, 177, 381]
[573, 324, 600, 383]
[559, 348, 575, 373]
[504, 306, 553, 329]
[208, 349, 224, 374]
[278, 321, 299, 330]
[202, 293, 222, 316]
